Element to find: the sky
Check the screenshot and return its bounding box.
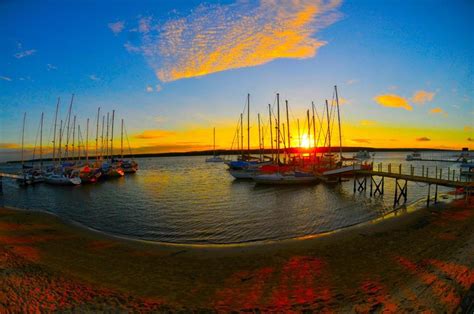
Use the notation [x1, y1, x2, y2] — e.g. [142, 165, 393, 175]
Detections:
[0, 0, 473, 161]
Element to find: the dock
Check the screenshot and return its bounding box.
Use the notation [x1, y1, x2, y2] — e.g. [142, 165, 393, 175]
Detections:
[348, 163, 473, 208]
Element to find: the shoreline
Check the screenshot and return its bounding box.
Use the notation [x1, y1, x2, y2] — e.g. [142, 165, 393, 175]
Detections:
[1, 196, 473, 311]
[2, 192, 452, 248]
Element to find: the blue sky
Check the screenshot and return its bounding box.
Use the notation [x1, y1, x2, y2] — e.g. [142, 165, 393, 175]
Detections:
[1, 0, 473, 160]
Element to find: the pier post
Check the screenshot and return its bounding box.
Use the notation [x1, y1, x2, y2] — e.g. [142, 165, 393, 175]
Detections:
[399, 164, 402, 174]
[422, 165, 425, 176]
[353, 175, 356, 193]
[434, 184, 438, 204]
[394, 179, 398, 207]
[404, 180, 408, 203]
[447, 167, 450, 180]
[370, 176, 373, 196]
[439, 169, 442, 180]
[410, 165, 414, 176]
[426, 167, 429, 178]
[435, 166, 438, 178]
[388, 163, 391, 173]
[427, 184, 431, 207]
[0, 175, 3, 194]
[382, 177, 384, 194]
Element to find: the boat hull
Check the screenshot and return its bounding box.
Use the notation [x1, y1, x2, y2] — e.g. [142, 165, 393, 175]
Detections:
[253, 173, 319, 185]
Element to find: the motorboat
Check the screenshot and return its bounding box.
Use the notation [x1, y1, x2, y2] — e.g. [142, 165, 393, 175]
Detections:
[406, 151, 422, 161]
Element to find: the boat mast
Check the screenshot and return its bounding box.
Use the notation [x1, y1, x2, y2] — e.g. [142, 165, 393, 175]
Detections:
[334, 85, 343, 159]
[268, 104, 273, 161]
[105, 112, 109, 161]
[101, 115, 105, 160]
[77, 125, 81, 161]
[86, 118, 89, 163]
[325, 99, 331, 154]
[297, 119, 301, 148]
[276, 93, 280, 164]
[121, 119, 124, 159]
[65, 94, 74, 160]
[111, 110, 115, 161]
[72, 115, 76, 160]
[58, 120, 63, 163]
[52, 98, 59, 163]
[306, 110, 311, 153]
[21, 112, 26, 168]
[285, 100, 291, 160]
[95, 107, 100, 161]
[258, 113, 262, 161]
[312, 102, 317, 157]
[282, 123, 286, 162]
[39, 112, 43, 170]
[240, 113, 244, 160]
[213, 127, 216, 157]
[247, 93, 250, 159]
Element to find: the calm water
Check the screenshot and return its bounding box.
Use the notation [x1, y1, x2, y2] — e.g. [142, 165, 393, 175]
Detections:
[0, 151, 464, 244]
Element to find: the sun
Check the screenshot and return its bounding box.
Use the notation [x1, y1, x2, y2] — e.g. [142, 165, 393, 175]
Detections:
[300, 134, 311, 148]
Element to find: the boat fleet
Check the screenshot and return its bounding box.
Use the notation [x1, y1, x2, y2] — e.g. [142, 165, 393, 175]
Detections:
[17, 95, 138, 186]
[210, 86, 373, 185]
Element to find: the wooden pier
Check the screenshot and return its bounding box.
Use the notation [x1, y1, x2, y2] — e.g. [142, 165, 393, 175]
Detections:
[350, 163, 473, 208]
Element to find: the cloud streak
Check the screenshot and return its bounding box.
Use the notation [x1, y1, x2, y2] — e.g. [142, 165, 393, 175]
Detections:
[374, 94, 413, 111]
[0, 76, 12, 81]
[108, 21, 125, 34]
[125, 0, 342, 82]
[412, 90, 435, 104]
[14, 49, 36, 59]
[416, 137, 430, 142]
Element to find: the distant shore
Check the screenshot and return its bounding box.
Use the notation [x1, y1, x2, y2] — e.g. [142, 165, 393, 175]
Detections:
[4, 147, 463, 164]
[0, 195, 473, 312]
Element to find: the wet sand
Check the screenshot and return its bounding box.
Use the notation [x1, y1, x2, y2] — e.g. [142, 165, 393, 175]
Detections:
[0, 197, 473, 312]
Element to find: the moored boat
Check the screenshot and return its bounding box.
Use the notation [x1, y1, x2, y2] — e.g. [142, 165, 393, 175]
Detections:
[406, 151, 422, 161]
[253, 171, 319, 185]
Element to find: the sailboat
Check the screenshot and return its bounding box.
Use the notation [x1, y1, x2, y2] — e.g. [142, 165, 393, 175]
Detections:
[206, 127, 224, 162]
[117, 118, 138, 173]
[44, 96, 82, 185]
[101, 110, 125, 178]
[17, 112, 46, 185]
[252, 97, 318, 185]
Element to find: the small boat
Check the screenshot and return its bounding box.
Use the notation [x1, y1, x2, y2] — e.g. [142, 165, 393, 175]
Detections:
[206, 127, 224, 162]
[44, 169, 81, 185]
[353, 150, 372, 160]
[406, 151, 422, 161]
[121, 160, 138, 173]
[253, 171, 319, 185]
[460, 162, 474, 177]
[101, 162, 125, 178]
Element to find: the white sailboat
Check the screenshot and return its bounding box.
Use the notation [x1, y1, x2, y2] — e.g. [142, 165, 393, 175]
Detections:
[206, 127, 224, 162]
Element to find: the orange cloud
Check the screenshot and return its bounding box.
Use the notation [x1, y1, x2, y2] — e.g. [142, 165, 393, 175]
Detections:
[0, 143, 20, 149]
[134, 130, 176, 139]
[352, 138, 371, 143]
[412, 90, 435, 104]
[416, 137, 430, 141]
[374, 94, 413, 111]
[129, 0, 342, 82]
[463, 126, 472, 132]
[430, 107, 446, 115]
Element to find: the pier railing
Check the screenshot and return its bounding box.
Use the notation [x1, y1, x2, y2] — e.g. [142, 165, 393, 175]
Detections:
[367, 162, 470, 184]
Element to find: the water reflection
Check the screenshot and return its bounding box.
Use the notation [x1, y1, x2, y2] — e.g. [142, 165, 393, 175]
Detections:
[0, 152, 460, 244]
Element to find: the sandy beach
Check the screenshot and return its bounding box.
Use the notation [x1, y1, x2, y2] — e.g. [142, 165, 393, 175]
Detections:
[0, 197, 473, 312]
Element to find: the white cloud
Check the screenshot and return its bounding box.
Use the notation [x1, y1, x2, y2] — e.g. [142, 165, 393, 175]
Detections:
[346, 79, 358, 85]
[47, 63, 57, 71]
[146, 85, 153, 92]
[89, 74, 100, 81]
[108, 21, 125, 35]
[156, 84, 162, 92]
[146, 84, 162, 93]
[14, 49, 36, 59]
[0, 76, 12, 81]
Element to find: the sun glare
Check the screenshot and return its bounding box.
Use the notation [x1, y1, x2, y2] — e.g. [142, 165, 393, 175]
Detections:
[301, 134, 311, 148]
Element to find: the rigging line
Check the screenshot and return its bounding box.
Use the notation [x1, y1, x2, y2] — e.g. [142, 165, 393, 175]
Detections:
[31, 115, 41, 163]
